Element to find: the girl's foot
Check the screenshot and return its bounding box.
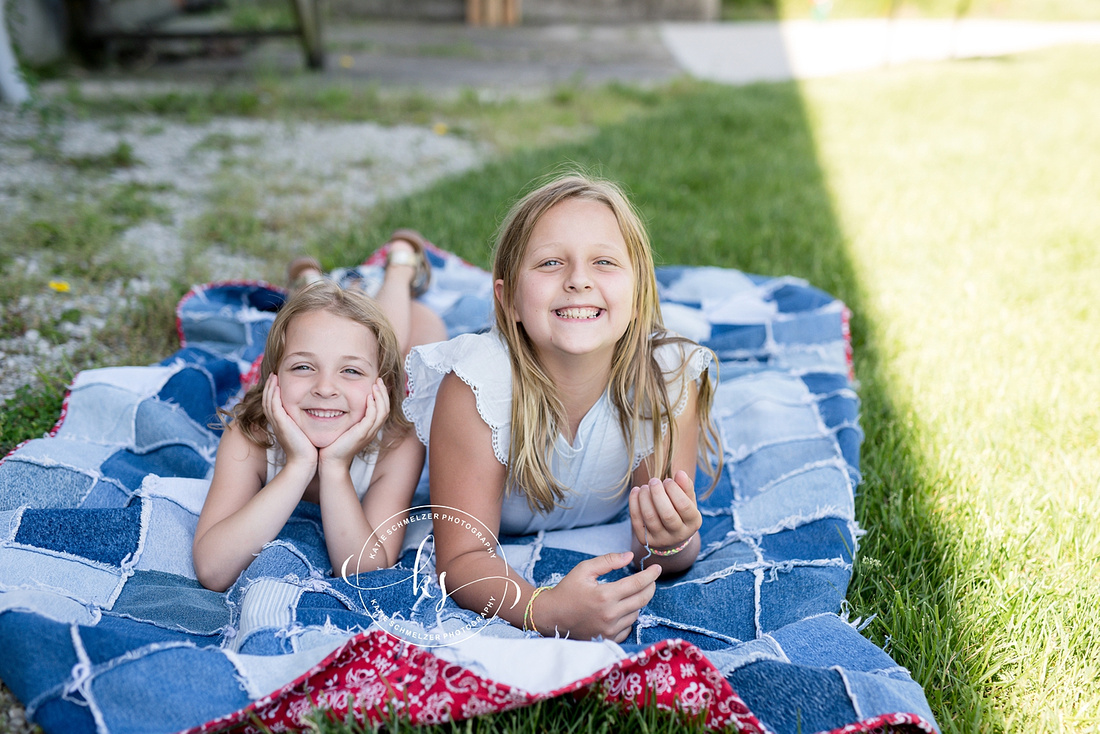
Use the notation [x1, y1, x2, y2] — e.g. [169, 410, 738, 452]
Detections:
[287, 256, 324, 296]
[381, 229, 432, 298]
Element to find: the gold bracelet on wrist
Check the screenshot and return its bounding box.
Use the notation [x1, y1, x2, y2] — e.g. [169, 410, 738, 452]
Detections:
[522, 585, 551, 634]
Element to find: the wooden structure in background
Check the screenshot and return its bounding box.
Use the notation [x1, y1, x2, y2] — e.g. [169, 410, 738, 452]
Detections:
[64, 0, 325, 69]
[466, 0, 520, 26]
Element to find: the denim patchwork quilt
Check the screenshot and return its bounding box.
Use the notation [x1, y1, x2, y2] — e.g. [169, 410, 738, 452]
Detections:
[0, 246, 940, 734]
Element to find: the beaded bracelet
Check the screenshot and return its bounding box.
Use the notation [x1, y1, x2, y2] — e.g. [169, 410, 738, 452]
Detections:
[639, 529, 698, 569]
[523, 585, 551, 634]
[649, 533, 696, 557]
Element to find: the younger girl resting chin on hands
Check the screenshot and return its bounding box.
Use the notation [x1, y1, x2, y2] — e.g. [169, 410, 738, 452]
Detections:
[404, 172, 721, 643]
[193, 281, 424, 592]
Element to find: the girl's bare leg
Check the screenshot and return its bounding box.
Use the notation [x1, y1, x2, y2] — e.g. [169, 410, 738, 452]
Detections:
[371, 238, 447, 356]
[285, 235, 447, 357]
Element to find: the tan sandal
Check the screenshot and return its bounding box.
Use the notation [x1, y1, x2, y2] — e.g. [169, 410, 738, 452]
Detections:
[286, 255, 324, 296]
[383, 228, 432, 298]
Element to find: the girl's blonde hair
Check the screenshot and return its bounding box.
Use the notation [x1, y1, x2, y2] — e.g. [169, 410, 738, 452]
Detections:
[492, 172, 721, 513]
[226, 280, 411, 452]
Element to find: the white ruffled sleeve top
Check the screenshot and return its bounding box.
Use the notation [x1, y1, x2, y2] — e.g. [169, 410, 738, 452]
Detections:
[403, 329, 711, 536]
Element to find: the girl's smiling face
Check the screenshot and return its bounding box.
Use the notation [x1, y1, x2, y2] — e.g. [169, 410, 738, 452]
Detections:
[276, 308, 380, 448]
[497, 197, 636, 369]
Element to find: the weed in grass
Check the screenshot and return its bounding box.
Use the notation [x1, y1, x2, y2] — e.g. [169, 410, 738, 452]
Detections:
[103, 181, 172, 223]
[189, 174, 267, 254]
[63, 140, 140, 171]
[228, 0, 294, 30]
[191, 131, 264, 154]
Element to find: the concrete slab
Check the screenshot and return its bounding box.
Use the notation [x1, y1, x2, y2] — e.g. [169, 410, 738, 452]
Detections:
[659, 19, 1100, 84]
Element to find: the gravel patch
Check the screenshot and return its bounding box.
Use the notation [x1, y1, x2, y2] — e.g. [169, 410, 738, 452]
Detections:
[0, 104, 486, 406]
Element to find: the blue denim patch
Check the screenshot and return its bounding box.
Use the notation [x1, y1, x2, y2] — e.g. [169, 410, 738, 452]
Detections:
[773, 310, 845, 345]
[757, 565, 851, 633]
[159, 348, 242, 409]
[641, 569, 757, 645]
[0, 459, 98, 512]
[157, 368, 220, 428]
[770, 282, 835, 313]
[80, 480, 132, 509]
[88, 645, 251, 733]
[815, 393, 860, 430]
[133, 400, 216, 454]
[728, 437, 841, 499]
[769, 614, 895, 673]
[53, 383, 143, 446]
[110, 570, 229, 636]
[707, 323, 769, 352]
[0, 611, 80, 703]
[101, 445, 209, 493]
[728, 661, 859, 733]
[14, 505, 142, 566]
[843, 669, 939, 723]
[759, 518, 855, 565]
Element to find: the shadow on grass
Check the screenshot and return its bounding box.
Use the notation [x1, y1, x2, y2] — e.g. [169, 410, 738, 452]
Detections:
[334, 81, 985, 731]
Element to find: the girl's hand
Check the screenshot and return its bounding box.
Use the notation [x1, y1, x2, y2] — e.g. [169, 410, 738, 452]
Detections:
[263, 374, 318, 470]
[319, 378, 389, 469]
[628, 470, 701, 551]
[535, 552, 661, 642]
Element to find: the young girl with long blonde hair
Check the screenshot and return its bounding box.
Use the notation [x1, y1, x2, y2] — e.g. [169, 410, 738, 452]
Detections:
[403, 172, 721, 642]
[193, 281, 426, 592]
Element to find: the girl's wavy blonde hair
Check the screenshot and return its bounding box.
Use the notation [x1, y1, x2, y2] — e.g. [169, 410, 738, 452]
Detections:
[492, 172, 721, 513]
[225, 280, 411, 453]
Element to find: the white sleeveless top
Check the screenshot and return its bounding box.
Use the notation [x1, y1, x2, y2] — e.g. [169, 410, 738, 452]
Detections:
[265, 444, 377, 501]
[403, 329, 711, 535]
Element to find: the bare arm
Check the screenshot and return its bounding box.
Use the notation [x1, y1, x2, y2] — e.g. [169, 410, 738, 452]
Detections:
[319, 428, 424, 576]
[629, 379, 703, 575]
[192, 422, 314, 592]
[430, 373, 661, 641]
[311, 377, 420, 574]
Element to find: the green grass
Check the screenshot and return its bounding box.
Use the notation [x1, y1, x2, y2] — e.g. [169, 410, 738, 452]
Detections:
[299, 690, 724, 733]
[0, 378, 70, 456]
[4, 36, 1100, 734]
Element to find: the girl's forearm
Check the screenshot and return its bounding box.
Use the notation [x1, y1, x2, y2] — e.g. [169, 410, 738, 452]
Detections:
[437, 550, 531, 629]
[193, 463, 313, 591]
[317, 464, 385, 575]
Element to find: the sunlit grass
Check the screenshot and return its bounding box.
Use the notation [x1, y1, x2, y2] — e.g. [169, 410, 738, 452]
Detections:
[801, 45, 1100, 730]
[722, 0, 1100, 21]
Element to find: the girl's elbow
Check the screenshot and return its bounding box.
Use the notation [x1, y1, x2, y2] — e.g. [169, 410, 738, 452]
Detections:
[193, 559, 232, 593]
[192, 544, 233, 592]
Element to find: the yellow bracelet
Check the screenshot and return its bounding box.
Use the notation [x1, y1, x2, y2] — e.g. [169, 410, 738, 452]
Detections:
[523, 585, 551, 634]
